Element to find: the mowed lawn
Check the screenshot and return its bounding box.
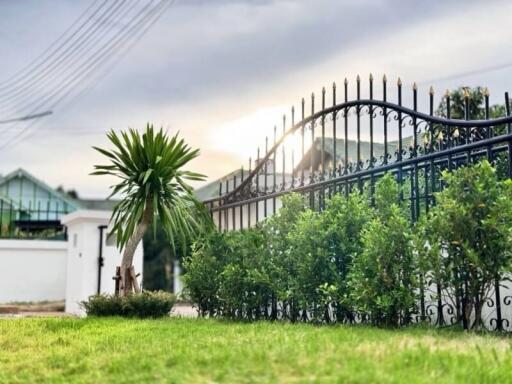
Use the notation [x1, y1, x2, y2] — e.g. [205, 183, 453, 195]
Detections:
[1, 317, 512, 383]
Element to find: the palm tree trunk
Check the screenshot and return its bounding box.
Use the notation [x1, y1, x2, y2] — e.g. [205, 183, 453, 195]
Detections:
[120, 198, 153, 296]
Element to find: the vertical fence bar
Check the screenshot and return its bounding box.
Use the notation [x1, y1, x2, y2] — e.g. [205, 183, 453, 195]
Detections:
[264, 137, 268, 219]
[484, 88, 493, 162]
[446, 90, 453, 172]
[397, 77, 403, 201]
[321, 87, 326, 179]
[356, 75, 361, 172]
[369, 74, 375, 203]
[291, 106, 296, 189]
[464, 88, 471, 164]
[344, 78, 348, 174]
[225, 179, 229, 231]
[383, 75, 388, 165]
[310, 93, 315, 208]
[321, 87, 326, 209]
[301, 98, 305, 186]
[218, 182, 222, 231]
[282, 115, 286, 191]
[273, 125, 277, 215]
[505, 92, 511, 178]
[413, 83, 420, 220]
[332, 82, 337, 178]
[248, 157, 252, 228]
[232, 175, 237, 229]
[356, 75, 362, 192]
[256, 148, 260, 223]
[240, 166, 244, 229]
[344, 78, 349, 197]
[428, 86, 435, 212]
[310, 93, 315, 184]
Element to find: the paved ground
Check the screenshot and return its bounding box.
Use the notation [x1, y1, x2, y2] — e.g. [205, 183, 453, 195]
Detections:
[171, 303, 198, 318]
[0, 303, 198, 318]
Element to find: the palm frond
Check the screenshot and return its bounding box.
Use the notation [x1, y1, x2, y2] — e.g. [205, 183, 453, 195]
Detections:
[92, 124, 210, 250]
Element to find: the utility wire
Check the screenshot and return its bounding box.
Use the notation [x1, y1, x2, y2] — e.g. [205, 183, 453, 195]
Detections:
[0, 0, 110, 95]
[0, 0, 102, 88]
[0, 0, 156, 134]
[0, 0, 173, 150]
[0, 0, 129, 109]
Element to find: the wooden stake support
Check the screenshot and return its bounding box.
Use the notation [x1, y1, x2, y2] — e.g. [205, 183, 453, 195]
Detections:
[113, 265, 141, 296]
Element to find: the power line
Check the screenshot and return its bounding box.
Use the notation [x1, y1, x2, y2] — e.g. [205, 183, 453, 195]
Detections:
[418, 62, 512, 86]
[0, 0, 129, 109]
[0, 0, 103, 88]
[0, 0, 174, 150]
[0, 0, 157, 134]
[0, 111, 52, 124]
[0, 0, 110, 95]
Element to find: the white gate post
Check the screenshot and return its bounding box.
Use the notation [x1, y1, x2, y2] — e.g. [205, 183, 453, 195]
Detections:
[61, 210, 144, 316]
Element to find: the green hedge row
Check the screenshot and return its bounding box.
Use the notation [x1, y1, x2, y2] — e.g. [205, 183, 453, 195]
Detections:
[184, 161, 512, 328]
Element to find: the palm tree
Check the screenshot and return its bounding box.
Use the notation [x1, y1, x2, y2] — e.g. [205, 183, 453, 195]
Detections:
[92, 124, 207, 295]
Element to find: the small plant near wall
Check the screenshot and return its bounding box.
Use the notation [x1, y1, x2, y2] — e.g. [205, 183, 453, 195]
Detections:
[81, 291, 176, 318]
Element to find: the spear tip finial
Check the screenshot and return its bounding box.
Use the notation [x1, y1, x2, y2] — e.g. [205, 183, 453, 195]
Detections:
[429, 86, 434, 95]
[369, 73, 373, 81]
[413, 82, 417, 91]
[463, 87, 470, 98]
[397, 77, 402, 86]
[483, 87, 490, 97]
[344, 77, 348, 85]
[445, 89, 450, 98]
[383, 74, 387, 82]
[356, 74, 360, 82]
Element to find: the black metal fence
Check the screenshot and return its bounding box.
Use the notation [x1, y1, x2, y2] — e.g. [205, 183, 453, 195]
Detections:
[203, 75, 512, 331]
[205, 75, 512, 230]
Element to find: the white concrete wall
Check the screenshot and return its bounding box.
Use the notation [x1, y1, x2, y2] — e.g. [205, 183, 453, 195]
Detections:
[62, 210, 143, 316]
[0, 239, 67, 303]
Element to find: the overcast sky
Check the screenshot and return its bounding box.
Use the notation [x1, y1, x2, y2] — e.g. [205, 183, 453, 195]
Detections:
[0, 0, 511, 198]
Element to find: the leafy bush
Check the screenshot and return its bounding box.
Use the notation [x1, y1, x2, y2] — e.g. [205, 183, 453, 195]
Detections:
[182, 231, 230, 317]
[183, 161, 512, 329]
[81, 291, 176, 318]
[415, 160, 512, 329]
[348, 174, 416, 327]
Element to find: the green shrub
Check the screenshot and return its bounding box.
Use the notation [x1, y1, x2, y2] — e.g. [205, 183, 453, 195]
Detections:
[81, 291, 176, 318]
[322, 192, 372, 321]
[183, 231, 230, 317]
[349, 174, 417, 327]
[217, 227, 271, 320]
[415, 160, 512, 329]
[262, 193, 307, 321]
[182, 160, 512, 329]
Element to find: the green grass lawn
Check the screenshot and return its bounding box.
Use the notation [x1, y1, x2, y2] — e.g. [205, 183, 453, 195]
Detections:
[1, 317, 511, 383]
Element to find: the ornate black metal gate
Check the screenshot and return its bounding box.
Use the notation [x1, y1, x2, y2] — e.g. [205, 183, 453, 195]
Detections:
[202, 74, 512, 330]
[204, 75, 512, 232]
